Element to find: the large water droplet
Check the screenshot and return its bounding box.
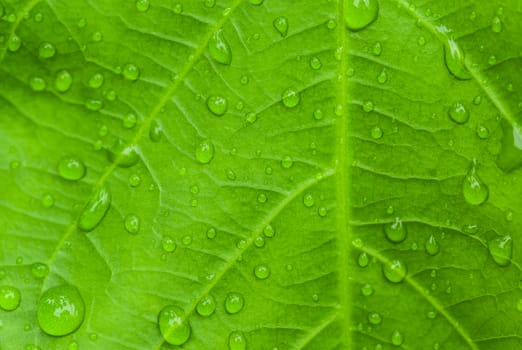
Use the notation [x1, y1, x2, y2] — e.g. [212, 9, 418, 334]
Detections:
[55, 70, 73, 92]
[343, 0, 379, 31]
[78, 184, 111, 232]
[273, 16, 288, 37]
[425, 234, 440, 256]
[282, 88, 300, 108]
[448, 102, 469, 124]
[383, 218, 407, 243]
[57, 156, 86, 181]
[496, 121, 522, 172]
[207, 95, 228, 116]
[107, 139, 139, 167]
[158, 305, 191, 345]
[444, 39, 471, 80]
[383, 259, 407, 283]
[209, 29, 231, 65]
[37, 285, 85, 336]
[488, 235, 512, 267]
[195, 140, 214, 164]
[462, 161, 488, 205]
[229, 331, 247, 350]
[196, 295, 216, 317]
[0, 285, 21, 311]
[225, 292, 244, 314]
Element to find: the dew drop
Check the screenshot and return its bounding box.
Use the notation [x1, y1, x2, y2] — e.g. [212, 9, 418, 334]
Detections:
[303, 193, 314, 207]
[196, 295, 216, 317]
[368, 312, 382, 325]
[31, 263, 49, 278]
[310, 56, 322, 70]
[372, 42, 382, 56]
[281, 155, 293, 169]
[123, 113, 137, 129]
[448, 101, 469, 124]
[88, 72, 104, 89]
[282, 87, 300, 108]
[225, 292, 244, 314]
[85, 98, 103, 111]
[318, 207, 327, 217]
[158, 305, 191, 345]
[41, 193, 54, 208]
[383, 259, 407, 283]
[207, 95, 228, 116]
[462, 161, 488, 205]
[29, 76, 46, 91]
[488, 235, 513, 267]
[263, 225, 275, 238]
[129, 173, 142, 187]
[363, 101, 374, 112]
[476, 125, 489, 139]
[273, 16, 288, 37]
[182, 235, 192, 245]
[39, 42, 55, 59]
[425, 234, 440, 256]
[91, 31, 103, 42]
[361, 283, 373, 296]
[496, 121, 522, 172]
[161, 235, 176, 252]
[135, 0, 150, 12]
[444, 39, 471, 80]
[254, 236, 265, 248]
[55, 70, 73, 92]
[78, 184, 111, 232]
[195, 139, 215, 164]
[149, 120, 162, 142]
[391, 330, 403, 346]
[229, 331, 247, 350]
[254, 264, 270, 280]
[0, 286, 21, 311]
[257, 193, 267, 203]
[491, 16, 502, 33]
[377, 69, 387, 84]
[37, 285, 85, 336]
[122, 63, 140, 81]
[343, 0, 379, 31]
[7, 35, 21, 52]
[206, 227, 217, 239]
[58, 156, 86, 181]
[383, 217, 407, 243]
[124, 214, 140, 234]
[107, 139, 139, 167]
[371, 126, 383, 139]
[209, 29, 232, 65]
[358, 252, 369, 267]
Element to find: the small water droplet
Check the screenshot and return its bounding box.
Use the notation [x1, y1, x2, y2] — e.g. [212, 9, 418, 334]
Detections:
[158, 305, 191, 345]
[161, 235, 176, 252]
[206, 227, 217, 239]
[343, 0, 379, 31]
[491, 16, 502, 33]
[41, 193, 54, 208]
[7, 35, 21, 52]
[303, 193, 314, 207]
[368, 312, 382, 325]
[204, 0, 216, 8]
[58, 156, 86, 181]
[282, 87, 300, 108]
[85, 98, 103, 111]
[182, 235, 192, 245]
[358, 252, 369, 267]
[383, 218, 407, 243]
[254, 236, 265, 248]
[195, 140, 214, 164]
[129, 173, 142, 187]
[149, 120, 162, 142]
[444, 39, 471, 80]
[122, 63, 140, 81]
[229, 330, 247, 350]
[91, 31, 103, 42]
[78, 184, 111, 232]
[123, 113, 137, 129]
[372, 42, 382, 56]
[254, 264, 270, 279]
[281, 155, 293, 169]
[488, 235, 512, 267]
[391, 330, 403, 345]
[462, 161, 488, 205]
[318, 206, 327, 217]
[107, 139, 139, 167]
[371, 126, 383, 139]
[135, 0, 150, 12]
[425, 234, 440, 256]
[448, 101, 469, 124]
[39, 42, 55, 59]
[207, 95, 228, 116]
[209, 29, 232, 65]
[476, 125, 489, 139]
[88, 72, 104, 88]
[263, 225, 275, 238]
[377, 69, 387, 84]
[363, 101, 374, 112]
[55, 70, 73, 92]
[361, 283, 373, 296]
[196, 295, 216, 317]
[225, 292, 244, 314]
[273, 16, 288, 37]
[31, 263, 49, 278]
[37, 285, 85, 336]
[29, 76, 46, 91]
[0, 286, 21, 311]
[383, 259, 407, 283]
[309, 56, 322, 70]
[124, 214, 140, 234]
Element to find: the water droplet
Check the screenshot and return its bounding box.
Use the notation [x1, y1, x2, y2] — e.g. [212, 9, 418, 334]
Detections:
[225, 292, 244, 314]
[383, 259, 407, 283]
[448, 101, 469, 124]
[29, 76, 46, 91]
[343, 0, 379, 31]
[263, 225, 275, 238]
[368, 312, 382, 325]
[107, 139, 139, 167]
[326, 19, 337, 29]
[161, 235, 176, 252]
[318, 206, 327, 217]
[358, 252, 369, 267]
[195, 140, 215, 164]
[228, 330, 247, 350]
[206, 227, 217, 239]
[425, 234, 440, 256]
[488, 235, 512, 267]
[91, 31, 103, 42]
[209, 29, 231, 65]
[0, 286, 21, 311]
[149, 120, 162, 142]
[58, 156, 86, 181]
[372, 42, 382, 56]
[281, 155, 293, 168]
[122, 113, 137, 129]
[462, 161, 488, 205]
[391, 330, 403, 346]
[377, 69, 387, 84]
[282, 88, 300, 108]
[158, 305, 191, 345]
[257, 193, 267, 203]
[7, 35, 21, 52]
[31, 263, 49, 278]
[383, 218, 407, 243]
[207, 95, 228, 116]
[309, 56, 322, 70]
[196, 295, 216, 317]
[303, 193, 314, 207]
[182, 235, 192, 245]
[497, 121, 522, 172]
[491, 16, 502, 33]
[55, 70, 73, 92]
[254, 236, 265, 248]
[173, 3, 183, 13]
[136, 0, 150, 12]
[78, 184, 111, 232]
[254, 264, 270, 279]
[476, 125, 489, 139]
[85, 98, 103, 111]
[41, 193, 54, 208]
[124, 214, 140, 234]
[371, 126, 383, 139]
[39, 42, 55, 59]
[204, 0, 216, 8]
[273, 16, 288, 37]
[363, 101, 374, 112]
[37, 285, 85, 336]
[129, 173, 142, 187]
[122, 63, 140, 81]
[88, 72, 104, 88]
[444, 39, 471, 80]
[361, 283, 373, 296]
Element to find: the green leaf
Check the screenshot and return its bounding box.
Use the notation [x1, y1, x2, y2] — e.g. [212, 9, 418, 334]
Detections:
[1, 0, 522, 349]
